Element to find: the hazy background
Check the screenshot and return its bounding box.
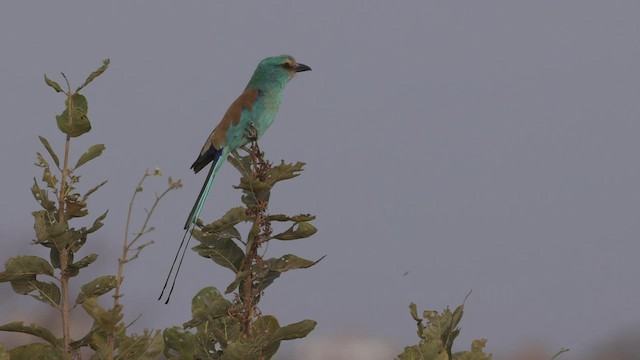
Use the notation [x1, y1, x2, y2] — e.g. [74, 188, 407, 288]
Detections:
[1, 1, 639, 358]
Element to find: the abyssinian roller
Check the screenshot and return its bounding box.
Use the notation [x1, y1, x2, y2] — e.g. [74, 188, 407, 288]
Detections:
[159, 55, 311, 303]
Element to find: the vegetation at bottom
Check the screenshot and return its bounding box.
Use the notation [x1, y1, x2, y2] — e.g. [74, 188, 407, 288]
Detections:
[395, 296, 491, 360]
[0, 60, 558, 360]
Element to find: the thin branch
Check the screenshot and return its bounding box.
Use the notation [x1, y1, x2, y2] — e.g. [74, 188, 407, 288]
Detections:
[114, 170, 149, 307]
[108, 170, 180, 355]
[550, 348, 570, 360]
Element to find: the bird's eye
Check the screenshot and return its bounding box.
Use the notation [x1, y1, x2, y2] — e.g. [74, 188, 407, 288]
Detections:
[280, 62, 293, 69]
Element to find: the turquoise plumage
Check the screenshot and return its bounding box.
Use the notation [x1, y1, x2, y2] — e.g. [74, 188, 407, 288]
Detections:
[159, 55, 311, 302]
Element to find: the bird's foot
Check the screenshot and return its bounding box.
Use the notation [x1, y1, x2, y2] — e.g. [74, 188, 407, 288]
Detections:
[245, 122, 258, 141]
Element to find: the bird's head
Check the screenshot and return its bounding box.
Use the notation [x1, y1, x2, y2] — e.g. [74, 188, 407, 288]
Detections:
[247, 55, 311, 89]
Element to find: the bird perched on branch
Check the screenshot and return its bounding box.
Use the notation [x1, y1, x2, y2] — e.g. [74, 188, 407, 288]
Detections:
[159, 55, 311, 303]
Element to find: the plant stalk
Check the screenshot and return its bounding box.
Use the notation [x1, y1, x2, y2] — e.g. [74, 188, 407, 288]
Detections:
[59, 131, 72, 354]
[238, 138, 272, 339]
[58, 87, 74, 355]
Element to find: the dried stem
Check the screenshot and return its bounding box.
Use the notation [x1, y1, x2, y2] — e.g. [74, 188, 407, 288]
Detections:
[108, 169, 180, 353]
[550, 348, 570, 360]
[115, 171, 149, 307]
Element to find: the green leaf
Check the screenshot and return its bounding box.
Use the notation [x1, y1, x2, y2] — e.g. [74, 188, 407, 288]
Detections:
[55, 107, 91, 137]
[75, 275, 116, 305]
[266, 161, 305, 186]
[8, 343, 67, 360]
[272, 222, 317, 240]
[86, 210, 108, 234]
[0, 256, 60, 306]
[44, 74, 64, 93]
[453, 339, 491, 360]
[396, 341, 448, 360]
[74, 144, 105, 169]
[38, 136, 60, 168]
[254, 315, 281, 359]
[184, 287, 233, 328]
[25, 281, 60, 307]
[49, 226, 84, 251]
[407, 301, 469, 359]
[49, 248, 61, 269]
[40, 161, 58, 189]
[0, 255, 54, 279]
[253, 315, 280, 338]
[194, 226, 241, 244]
[55, 94, 91, 137]
[82, 180, 108, 202]
[192, 236, 244, 274]
[267, 254, 325, 273]
[76, 58, 110, 92]
[33, 211, 54, 248]
[235, 176, 270, 193]
[0, 343, 9, 360]
[0, 321, 60, 346]
[163, 327, 196, 360]
[223, 342, 260, 360]
[202, 207, 249, 233]
[31, 180, 57, 212]
[67, 253, 98, 277]
[47, 222, 67, 238]
[116, 330, 164, 360]
[240, 188, 271, 208]
[192, 332, 220, 359]
[269, 319, 316, 342]
[71, 92, 88, 112]
[81, 296, 123, 333]
[244, 255, 324, 296]
[228, 151, 253, 175]
[410, 303, 421, 322]
[422, 305, 463, 356]
[43, 222, 76, 249]
[224, 270, 249, 294]
[69, 330, 96, 351]
[266, 214, 288, 222]
[267, 214, 316, 223]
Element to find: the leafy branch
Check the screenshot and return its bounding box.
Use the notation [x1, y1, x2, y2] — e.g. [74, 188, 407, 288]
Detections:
[0, 59, 176, 360]
[396, 295, 492, 360]
[164, 129, 322, 359]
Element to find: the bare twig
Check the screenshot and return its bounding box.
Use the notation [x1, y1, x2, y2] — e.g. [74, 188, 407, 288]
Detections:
[114, 169, 181, 305]
[107, 169, 181, 355]
[550, 348, 570, 360]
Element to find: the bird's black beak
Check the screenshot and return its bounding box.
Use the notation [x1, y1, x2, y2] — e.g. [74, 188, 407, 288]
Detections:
[295, 63, 312, 72]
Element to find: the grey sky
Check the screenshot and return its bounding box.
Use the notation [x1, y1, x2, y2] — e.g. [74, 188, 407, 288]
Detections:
[1, 1, 639, 357]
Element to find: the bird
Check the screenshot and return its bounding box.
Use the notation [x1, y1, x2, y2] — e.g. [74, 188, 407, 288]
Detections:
[159, 55, 311, 303]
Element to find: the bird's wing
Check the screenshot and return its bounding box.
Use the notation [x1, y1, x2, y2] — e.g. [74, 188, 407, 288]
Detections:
[190, 88, 262, 173]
